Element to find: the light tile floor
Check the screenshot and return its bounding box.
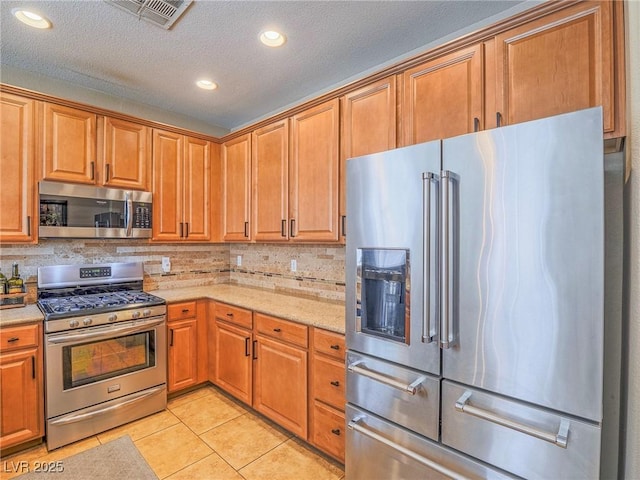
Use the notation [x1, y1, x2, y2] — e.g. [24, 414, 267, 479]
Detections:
[1, 385, 345, 480]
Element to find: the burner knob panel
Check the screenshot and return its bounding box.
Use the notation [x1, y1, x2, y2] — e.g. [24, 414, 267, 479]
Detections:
[83, 318, 93, 326]
[143, 309, 152, 317]
[69, 320, 80, 328]
[108, 314, 118, 322]
[132, 311, 141, 319]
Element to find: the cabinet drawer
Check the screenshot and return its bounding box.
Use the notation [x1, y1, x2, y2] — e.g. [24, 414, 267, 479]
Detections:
[215, 302, 252, 329]
[313, 328, 345, 360]
[313, 355, 345, 410]
[167, 301, 197, 321]
[0, 324, 39, 352]
[255, 313, 308, 348]
[312, 401, 345, 462]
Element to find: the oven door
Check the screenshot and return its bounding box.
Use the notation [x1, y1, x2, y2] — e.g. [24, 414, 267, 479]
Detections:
[45, 316, 166, 418]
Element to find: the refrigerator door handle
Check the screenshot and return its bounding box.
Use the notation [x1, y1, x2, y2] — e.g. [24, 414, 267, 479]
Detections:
[348, 416, 470, 480]
[348, 360, 427, 395]
[440, 170, 453, 348]
[455, 391, 570, 448]
[422, 172, 437, 343]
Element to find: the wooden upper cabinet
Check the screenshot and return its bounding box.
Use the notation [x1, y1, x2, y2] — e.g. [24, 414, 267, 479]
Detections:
[100, 116, 151, 190]
[0, 93, 37, 243]
[152, 129, 183, 241]
[183, 136, 211, 241]
[222, 134, 252, 241]
[42, 103, 96, 184]
[494, 1, 622, 137]
[403, 43, 483, 146]
[252, 120, 289, 241]
[290, 99, 340, 242]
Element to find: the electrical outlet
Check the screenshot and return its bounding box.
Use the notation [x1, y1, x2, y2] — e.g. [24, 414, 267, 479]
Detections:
[161, 257, 171, 273]
[290, 259, 297, 272]
[236, 255, 242, 267]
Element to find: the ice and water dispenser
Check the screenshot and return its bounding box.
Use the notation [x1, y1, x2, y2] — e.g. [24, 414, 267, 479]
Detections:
[356, 249, 409, 344]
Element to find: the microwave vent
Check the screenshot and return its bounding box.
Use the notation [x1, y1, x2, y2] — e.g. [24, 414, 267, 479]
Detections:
[103, 0, 192, 29]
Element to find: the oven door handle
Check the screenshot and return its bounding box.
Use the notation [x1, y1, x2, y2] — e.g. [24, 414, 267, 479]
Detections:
[46, 318, 165, 345]
[48, 385, 166, 426]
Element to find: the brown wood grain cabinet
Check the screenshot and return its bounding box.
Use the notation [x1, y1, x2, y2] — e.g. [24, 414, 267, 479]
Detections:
[253, 313, 308, 438]
[0, 323, 44, 450]
[493, 0, 624, 139]
[0, 92, 37, 243]
[309, 328, 345, 462]
[222, 134, 252, 241]
[289, 99, 340, 242]
[402, 43, 483, 146]
[340, 76, 397, 241]
[210, 302, 253, 405]
[167, 301, 206, 393]
[152, 129, 211, 242]
[252, 119, 289, 241]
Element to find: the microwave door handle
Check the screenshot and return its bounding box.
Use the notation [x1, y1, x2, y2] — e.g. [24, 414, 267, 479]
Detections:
[124, 191, 133, 236]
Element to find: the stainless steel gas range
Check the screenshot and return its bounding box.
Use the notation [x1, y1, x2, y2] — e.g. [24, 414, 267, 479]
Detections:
[37, 262, 167, 450]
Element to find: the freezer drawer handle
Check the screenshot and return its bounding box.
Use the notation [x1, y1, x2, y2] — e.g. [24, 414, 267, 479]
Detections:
[348, 417, 469, 480]
[454, 390, 570, 448]
[348, 361, 426, 395]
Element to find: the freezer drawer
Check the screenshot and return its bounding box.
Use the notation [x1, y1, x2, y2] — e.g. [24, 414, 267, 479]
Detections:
[346, 351, 439, 440]
[346, 404, 515, 480]
[441, 381, 602, 479]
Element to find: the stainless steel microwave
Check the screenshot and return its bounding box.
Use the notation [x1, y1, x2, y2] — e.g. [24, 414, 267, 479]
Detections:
[38, 181, 152, 238]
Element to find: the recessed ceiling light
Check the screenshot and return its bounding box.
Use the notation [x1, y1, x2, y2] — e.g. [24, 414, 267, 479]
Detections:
[260, 30, 286, 48]
[12, 8, 51, 29]
[196, 80, 218, 90]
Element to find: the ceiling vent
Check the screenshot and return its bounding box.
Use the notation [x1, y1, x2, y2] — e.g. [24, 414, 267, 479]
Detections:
[104, 0, 192, 30]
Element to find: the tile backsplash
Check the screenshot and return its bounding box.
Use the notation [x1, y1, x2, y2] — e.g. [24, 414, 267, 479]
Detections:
[0, 240, 345, 304]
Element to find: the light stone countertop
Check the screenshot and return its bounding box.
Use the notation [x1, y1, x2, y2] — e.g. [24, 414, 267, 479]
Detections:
[0, 285, 346, 334]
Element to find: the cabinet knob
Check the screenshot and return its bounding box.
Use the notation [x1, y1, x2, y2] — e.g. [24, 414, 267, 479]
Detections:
[331, 428, 341, 436]
[182, 309, 190, 313]
[226, 313, 234, 317]
[330, 380, 340, 387]
[330, 344, 340, 350]
[273, 328, 282, 333]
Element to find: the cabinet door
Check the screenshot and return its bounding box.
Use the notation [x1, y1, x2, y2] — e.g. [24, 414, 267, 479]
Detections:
[252, 120, 289, 241]
[222, 134, 252, 241]
[214, 321, 252, 405]
[152, 129, 183, 241]
[0, 347, 42, 448]
[100, 117, 151, 190]
[43, 103, 96, 184]
[495, 1, 617, 134]
[402, 43, 483, 145]
[183, 137, 211, 241]
[167, 318, 198, 393]
[0, 93, 36, 243]
[290, 99, 340, 242]
[254, 335, 308, 438]
[341, 77, 397, 240]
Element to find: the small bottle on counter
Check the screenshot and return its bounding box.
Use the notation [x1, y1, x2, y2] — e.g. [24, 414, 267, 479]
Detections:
[0, 268, 7, 294]
[7, 262, 24, 294]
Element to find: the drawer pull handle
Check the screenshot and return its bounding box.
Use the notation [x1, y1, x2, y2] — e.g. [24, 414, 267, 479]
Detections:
[182, 309, 190, 313]
[330, 380, 340, 387]
[455, 390, 570, 448]
[330, 344, 340, 350]
[273, 328, 281, 333]
[348, 360, 426, 395]
[348, 417, 466, 479]
[331, 428, 341, 436]
[7, 337, 20, 343]
[226, 313, 234, 317]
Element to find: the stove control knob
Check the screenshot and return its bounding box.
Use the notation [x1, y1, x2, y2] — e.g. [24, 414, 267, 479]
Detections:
[108, 314, 118, 322]
[69, 319, 80, 328]
[83, 318, 93, 326]
[143, 309, 152, 317]
[132, 311, 141, 319]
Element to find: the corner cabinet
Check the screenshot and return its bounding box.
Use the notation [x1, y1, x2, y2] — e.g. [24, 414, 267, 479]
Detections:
[0, 92, 37, 243]
[222, 134, 252, 241]
[493, 0, 624, 139]
[0, 323, 44, 449]
[152, 130, 212, 242]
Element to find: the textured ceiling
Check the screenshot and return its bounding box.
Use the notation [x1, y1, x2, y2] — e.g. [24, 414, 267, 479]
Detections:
[1, 0, 530, 133]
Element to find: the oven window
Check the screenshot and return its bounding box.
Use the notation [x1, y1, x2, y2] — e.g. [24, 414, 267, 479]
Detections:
[62, 330, 156, 389]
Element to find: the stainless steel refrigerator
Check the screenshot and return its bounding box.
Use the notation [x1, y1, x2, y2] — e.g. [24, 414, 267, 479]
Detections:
[345, 107, 624, 479]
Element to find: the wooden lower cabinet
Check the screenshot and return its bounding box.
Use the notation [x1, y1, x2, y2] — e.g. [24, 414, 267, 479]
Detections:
[0, 323, 44, 450]
[311, 401, 345, 462]
[167, 301, 207, 393]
